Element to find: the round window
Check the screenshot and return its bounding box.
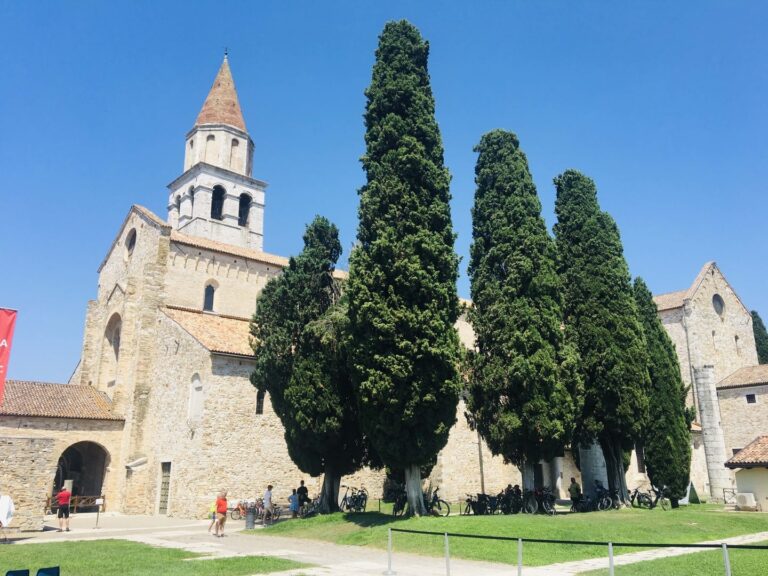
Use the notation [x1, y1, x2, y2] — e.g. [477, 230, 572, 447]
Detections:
[712, 294, 725, 317]
[125, 228, 137, 259]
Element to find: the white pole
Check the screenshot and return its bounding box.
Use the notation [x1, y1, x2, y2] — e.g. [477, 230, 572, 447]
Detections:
[722, 543, 732, 576]
[518, 538, 523, 576]
[609, 542, 615, 576]
[383, 527, 396, 575]
[444, 533, 450, 576]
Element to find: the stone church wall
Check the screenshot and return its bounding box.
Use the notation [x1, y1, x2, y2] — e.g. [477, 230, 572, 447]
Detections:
[165, 244, 281, 319]
[718, 385, 768, 455]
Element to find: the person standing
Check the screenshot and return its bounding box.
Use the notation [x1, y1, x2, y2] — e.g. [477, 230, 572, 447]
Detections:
[0, 485, 14, 541]
[568, 477, 582, 508]
[56, 485, 72, 532]
[214, 491, 228, 537]
[297, 480, 309, 507]
[289, 488, 299, 518]
[263, 485, 274, 525]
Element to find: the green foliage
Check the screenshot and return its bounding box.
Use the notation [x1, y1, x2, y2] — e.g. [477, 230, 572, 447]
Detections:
[466, 130, 581, 467]
[553, 170, 650, 495]
[752, 310, 768, 364]
[250, 216, 366, 477]
[634, 277, 692, 498]
[347, 20, 461, 470]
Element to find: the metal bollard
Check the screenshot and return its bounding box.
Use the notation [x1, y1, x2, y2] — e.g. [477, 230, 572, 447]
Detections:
[517, 538, 523, 576]
[444, 532, 451, 576]
[608, 542, 614, 576]
[722, 543, 732, 576]
[383, 527, 396, 575]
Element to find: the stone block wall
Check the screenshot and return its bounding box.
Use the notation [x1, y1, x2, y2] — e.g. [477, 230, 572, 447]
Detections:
[718, 384, 768, 455]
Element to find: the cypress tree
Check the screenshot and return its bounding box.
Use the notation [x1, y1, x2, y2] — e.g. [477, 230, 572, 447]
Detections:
[466, 130, 581, 482]
[752, 310, 768, 364]
[347, 20, 461, 515]
[554, 170, 650, 502]
[634, 277, 692, 505]
[250, 216, 367, 512]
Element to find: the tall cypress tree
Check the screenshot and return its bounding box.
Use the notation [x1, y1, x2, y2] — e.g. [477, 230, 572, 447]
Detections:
[752, 311, 768, 364]
[466, 130, 581, 481]
[347, 20, 461, 515]
[250, 216, 367, 512]
[634, 277, 692, 504]
[554, 170, 650, 502]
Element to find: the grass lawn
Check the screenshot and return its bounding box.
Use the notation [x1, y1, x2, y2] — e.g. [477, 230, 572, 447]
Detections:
[583, 540, 768, 575]
[249, 505, 768, 567]
[0, 539, 309, 576]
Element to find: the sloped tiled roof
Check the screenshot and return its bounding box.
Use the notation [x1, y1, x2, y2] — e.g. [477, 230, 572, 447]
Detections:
[162, 306, 254, 357]
[195, 56, 246, 131]
[653, 290, 688, 311]
[170, 229, 289, 267]
[0, 381, 123, 420]
[717, 365, 768, 390]
[725, 436, 768, 468]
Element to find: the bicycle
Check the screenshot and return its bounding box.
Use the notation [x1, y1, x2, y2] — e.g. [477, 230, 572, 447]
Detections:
[650, 486, 670, 511]
[630, 487, 653, 509]
[339, 485, 368, 513]
[299, 496, 321, 519]
[392, 489, 408, 516]
[425, 486, 450, 517]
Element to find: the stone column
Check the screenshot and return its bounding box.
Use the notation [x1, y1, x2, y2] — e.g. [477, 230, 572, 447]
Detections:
[579, 442, 609, 499]
[694, 365, 732, 499]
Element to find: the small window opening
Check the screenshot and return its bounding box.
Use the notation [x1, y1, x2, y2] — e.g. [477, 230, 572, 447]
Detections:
[203, 284, 215, 311]
[211, 186, 225, 220]
[735, 335, 741, 356]
[238, 193, 251, 227]
[256, 389, 265, 415]
[230, 138, 239, 168]
[746, 394, 756, 404]
[713, 294, 725, 317]
[125, 229, 137, 257]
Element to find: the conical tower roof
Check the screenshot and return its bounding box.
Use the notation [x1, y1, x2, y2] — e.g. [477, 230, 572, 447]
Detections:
[195, 56, 246, 131]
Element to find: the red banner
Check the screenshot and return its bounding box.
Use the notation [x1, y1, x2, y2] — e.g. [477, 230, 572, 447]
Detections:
[0, 308, 17, 406]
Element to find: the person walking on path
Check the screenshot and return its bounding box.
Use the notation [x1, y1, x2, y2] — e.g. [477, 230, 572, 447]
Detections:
[213, 491, 228, 537]
[289, 489, 299, 518]
[56, 485, 72, 532]
[0, 485, 14, 543]
[263, 485, 274, 525]
[206, 499, 217, 533]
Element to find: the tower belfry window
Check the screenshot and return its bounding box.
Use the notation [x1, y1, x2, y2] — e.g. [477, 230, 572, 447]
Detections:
[230, 139, 239, 169]
[238, 193, 251, 227]
[211, 186, 225, 221]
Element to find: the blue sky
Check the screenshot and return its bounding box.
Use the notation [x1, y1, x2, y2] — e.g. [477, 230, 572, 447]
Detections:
[1, 1, 766, 382]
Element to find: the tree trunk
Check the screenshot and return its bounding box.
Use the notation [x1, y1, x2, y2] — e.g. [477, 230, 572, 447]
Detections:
[600, 437, 629, 504]
[404, 463, 426, 516]
[521, 460, 535, 491]
[319, 465, 341, 514]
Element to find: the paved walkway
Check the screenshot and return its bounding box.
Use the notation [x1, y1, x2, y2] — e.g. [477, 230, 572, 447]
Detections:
[8, 513, 768, 575]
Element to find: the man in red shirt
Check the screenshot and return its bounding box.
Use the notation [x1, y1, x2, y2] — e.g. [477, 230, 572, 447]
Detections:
[56, 486, 72, 532]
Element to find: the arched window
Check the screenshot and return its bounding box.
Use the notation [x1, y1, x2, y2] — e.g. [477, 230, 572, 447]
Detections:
[203, 284, 215, 311]
[256, 389, 265, 415]
[238, 193, 251, 227]
[211, 186, 225, 220]
[204, 134, 215, 163]
[189, 186, 195, 212]
[230, 138, 239, 169]
[174, 195, 181, 213]
[188, 373, 204, 422]
[106, 313, 122, 360]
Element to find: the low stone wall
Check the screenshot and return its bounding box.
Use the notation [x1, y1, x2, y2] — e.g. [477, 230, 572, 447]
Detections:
[0, 436, 57, 531]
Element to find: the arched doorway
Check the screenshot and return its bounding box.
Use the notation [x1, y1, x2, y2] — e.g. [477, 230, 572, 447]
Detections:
[53, 442, 110, 501]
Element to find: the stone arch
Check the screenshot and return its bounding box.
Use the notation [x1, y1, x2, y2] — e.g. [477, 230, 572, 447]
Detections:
[238, 193, 251, 227]
[211, 185, 225, 221]
[99, 312, 122, 391]
[53, 441, 111, 502]
[203, 279, 218, 312]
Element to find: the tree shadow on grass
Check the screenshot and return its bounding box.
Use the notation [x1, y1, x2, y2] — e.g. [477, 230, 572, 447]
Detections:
[340, 511, 412, 528]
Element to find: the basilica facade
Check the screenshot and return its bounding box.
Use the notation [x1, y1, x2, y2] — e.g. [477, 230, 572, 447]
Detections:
[2, 57, 766, 530]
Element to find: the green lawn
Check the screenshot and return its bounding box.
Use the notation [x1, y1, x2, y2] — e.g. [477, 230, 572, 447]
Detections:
[250, 505, 768, 567]
[583, 540, 768, 575]
[0, 539, 309, 576]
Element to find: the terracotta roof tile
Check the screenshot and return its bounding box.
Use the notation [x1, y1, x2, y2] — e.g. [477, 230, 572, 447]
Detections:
[163, 306, 254, 357]
[195, 57, 246, 131]
[0, 381, 123, 420]
[653, 290, 688, 311]
[725, 436, 768, 468]
[717, 365, 768, 390]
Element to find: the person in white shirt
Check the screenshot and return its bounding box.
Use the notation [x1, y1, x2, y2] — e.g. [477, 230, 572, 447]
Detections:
[263, 484, 273, 525]
[0, 488, 14, 542]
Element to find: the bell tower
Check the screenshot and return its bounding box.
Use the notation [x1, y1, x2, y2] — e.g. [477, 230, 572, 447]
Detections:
[167, 55, 266, 251]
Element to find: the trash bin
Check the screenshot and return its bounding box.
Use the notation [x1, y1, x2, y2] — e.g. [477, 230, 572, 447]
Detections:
[245, 508, 256, 529]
